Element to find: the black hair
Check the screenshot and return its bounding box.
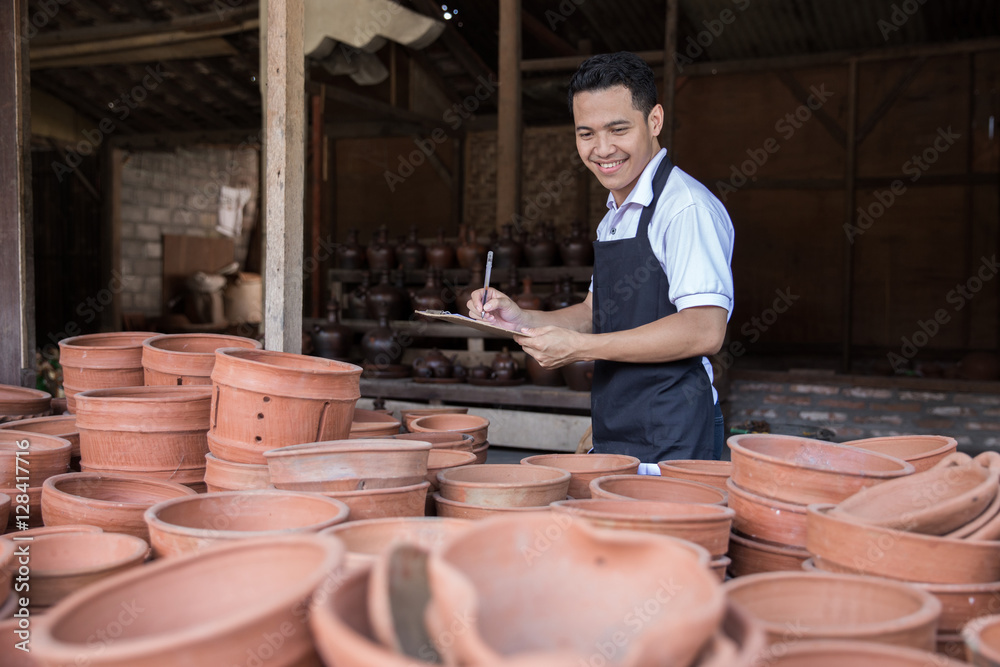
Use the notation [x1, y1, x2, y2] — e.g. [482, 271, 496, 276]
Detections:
[567, 52, 658, 119]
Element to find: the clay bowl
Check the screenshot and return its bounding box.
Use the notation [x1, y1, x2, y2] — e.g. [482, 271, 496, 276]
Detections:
[59, 332, 157, 412]
[28, 531, 149, 608]
[296, 481, 431, 521]
[409, 414, 489, 446]
[375, 431, 476, 452]
[753, 640, 968, 666]
[1, 524, 102, 540]
[727, 478, 808, 547]
[964, 614, 1000, 665]
[348, 409, 402, 438]
[589, 474, 728, 506]
[425, 513, 725, 666]
[203, 453, 270, 493]
[400, 407, 468, 431]
[0, 415, 79, 458]
[41, 472, 198, 542]
[144, 489, 351, 558]
[832, 453, 999, 535]
[141, 333, 262, 385]
[473, 442, 489, 465]
[321, 516, 470, 571]
[844, 435, 958, 473]
[806, 503, 1000, 584]
[0, 429, 72, 488]
[0, 617, 40, 666]
[710, 556, 731, 583]
[433, 493, 556, 520]
[520, 453, 640, 499]
[1, 485, 43, 529]
[31, 535, 345, 666]
[264, 438, 431, 492]
[0, 385, 52, 422]
[727, 531, 810, 577]
[550, 498, 734, 558]
[426, 449, 478, 492]
[658, 459, 732, 491]
[436, 463, 570, 508]
[723, 571, 941, 650]
[696, 601, 768, 667]
[727, 433, 914, 505]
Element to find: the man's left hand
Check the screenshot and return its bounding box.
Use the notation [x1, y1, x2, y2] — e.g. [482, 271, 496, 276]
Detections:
[515, 326, 588, 368]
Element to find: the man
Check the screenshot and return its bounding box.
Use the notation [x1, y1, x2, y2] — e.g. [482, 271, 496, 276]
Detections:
[468, 52, 734, 467]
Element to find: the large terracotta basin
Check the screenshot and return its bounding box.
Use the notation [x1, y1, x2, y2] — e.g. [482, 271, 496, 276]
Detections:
[0, 429, 71, 488]
[727, 531, 810, 577]
[59, 332, 157, 412]
[29, 531, 149, 608]
[142, 333, 261, 386]
[400, 407, 468, 431]
[436, 463, 570, 508]
[264, 439, 431, 492]
[31, 535, 345, 666]
[408, 414, 489, 446]
[145, 490, 350, 558]
[0, 385, 51, 423]
[589, 474, 728, 506]
[806, 503, 1000, 584]
[0, 415, 79, 458]
[657, 459, 732, 491]
[293, 481, 430, 521]
[348, 409, 402, 438]
[727, 433, 914, 504]
[550, 498, 734, 558]
[520, 453, 640, 499]
[41, 472, 198, 542]
[433, 493, 555, 520]
[844, 435, 958, 472]
[203, 453, 270, 493]
[426, 449, 477, 491]
[372, 431, 477, 452]
[426, 514, 725, 666]
[321, 516, 470, 571]
[964, 614, 1000, 665]
[754, 640, 968, 666]
[727, 478, 808, 547]
[723, 571, 941, 651]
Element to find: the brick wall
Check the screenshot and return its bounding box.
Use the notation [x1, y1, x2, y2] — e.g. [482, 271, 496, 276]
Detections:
[728, 370, 1000, 455]
[118, 145, 259, 316]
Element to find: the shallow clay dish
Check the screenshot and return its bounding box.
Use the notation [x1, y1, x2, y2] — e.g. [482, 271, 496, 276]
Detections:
[264, 439, 431, 492]
[727, 531, 810, 577]
[0, 415, 79, 458]
[589, 474, 728, 506]
[657, 459, 732, 491]
[844, 435, 958, 473]
[0, 429, 71, 487]
[426, 449, 477, 491]
[321, 517, 470, 571]
[754, 639, 968, 666]
[728, 433, 914, 505]
[436, 463, 570, 508]
[521, 453, 640, 499]
[727, 478, 808, 547]
[348, 409, 402, 438]
[400, 407, 468, 431]
[0, 385, 52, 422]
[408, 414, 489, 446]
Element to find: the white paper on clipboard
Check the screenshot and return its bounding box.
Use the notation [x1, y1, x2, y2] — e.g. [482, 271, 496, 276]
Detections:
[414, 310, 533, 339]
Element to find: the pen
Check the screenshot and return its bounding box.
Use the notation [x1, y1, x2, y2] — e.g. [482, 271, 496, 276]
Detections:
[481, 251, 493, 319]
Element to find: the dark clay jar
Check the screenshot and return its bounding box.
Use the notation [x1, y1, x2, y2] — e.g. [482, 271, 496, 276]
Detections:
[311, 299, 353, 361]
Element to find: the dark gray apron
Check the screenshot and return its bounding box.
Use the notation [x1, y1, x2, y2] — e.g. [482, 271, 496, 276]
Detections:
[590, 155, 716, 463]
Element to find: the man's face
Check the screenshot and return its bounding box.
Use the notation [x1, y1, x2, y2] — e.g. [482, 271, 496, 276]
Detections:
[572, 85, 663, 207]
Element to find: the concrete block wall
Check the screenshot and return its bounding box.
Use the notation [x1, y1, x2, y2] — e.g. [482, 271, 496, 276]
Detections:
[728, 370, 1000, 454]
[119, 146, 259, 316]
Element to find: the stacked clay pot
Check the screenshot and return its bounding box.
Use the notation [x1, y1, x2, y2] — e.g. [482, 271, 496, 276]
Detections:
[520, 453, 640, 499]
[142, 333, 261, 386]
[0, 385, 52, 423]
[0, 429, 72, 530]
[59, 332, 157, 412]
[408, 413, 490, 464]
[1, 414, 81, 471]
[433, 463, 570, 519]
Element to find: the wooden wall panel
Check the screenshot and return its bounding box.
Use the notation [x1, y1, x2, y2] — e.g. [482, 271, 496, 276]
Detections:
[973, 51, 1000, 174]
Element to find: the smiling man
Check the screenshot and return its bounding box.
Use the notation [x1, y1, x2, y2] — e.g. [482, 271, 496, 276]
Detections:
[469, 52, 735, 466]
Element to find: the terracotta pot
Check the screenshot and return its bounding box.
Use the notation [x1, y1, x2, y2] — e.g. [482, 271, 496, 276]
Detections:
[75, 386, 211, 486]
[806, 503, 1000, 584]
[425, 513, 724, 666]
[0, 617, 40, 666]
[312, 299, 354, 361]
[1, 524, 102, 540]
[142, 333, 261, 386]
[524, 224, 558, 268]
[727, 433, 914, 505]
[432, 492, 554, 520]
[436, 463, 570, 508]
[844, 435, 958, 473]
[696, 601, 769, 667]
[710, 556, 731, 582]
[551, 498, 734, 558]
[755, 640, 968, 666]
[948, 478, 1000, 539]
[0, 493, 9, 536]
[145, 490, 350, 558]
[0, 385, 51, 423]
[367, 270, 408, 320]
[361, 315, 405, 368]
[965, 614, 1000, 665]
[1, 486, 43, 529]
[412, 269, 449, 313]
[209, 348, 362, 464]
[408, 414, 489, 446]
[41, 472, 197, 542]
[298, 481, 430, 521]
[0, 415, 80, 458]
[321, 516, 470, 572]
[0, 588, 15, 620]
[78, 461, 206, 494]
[203, 453, 269, 493]
[399, 408, 469, 432]
[525, 354, 563, 386]
[727, 531, 810, 577]
[398, 226, 426, 271]
[560, 360, 595, 391]
[0, 538, 13, 604]
[0, 429, 71, 487]
[520, 453, 640, 499]
[367, 226, 396, 272]
[426, 229, 455, 270]
[264, 438, 430, 492]
[658, 459, 732, 491]
[59, 332, 157, 412]
[380, 431, 476, 452]
[31, 535, 344, 667]
[348, 409, 402, 438]
[559, 222, 594, 267]
[727, 478, 808, 548]
[455, 224, 487, 270]
[723, 571, 940, 650]
[490, 223, 523, 270]
[29, 532, 149, 608]
[346, 273, 370, 319]
[589, 474, 728, 505]
[426, 449, 478, 491]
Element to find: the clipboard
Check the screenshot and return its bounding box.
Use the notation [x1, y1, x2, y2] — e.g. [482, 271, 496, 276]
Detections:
[414, 310, 532, 338]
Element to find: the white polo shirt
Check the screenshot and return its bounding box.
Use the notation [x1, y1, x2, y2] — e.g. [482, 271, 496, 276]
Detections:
[589, 148, 735, 403]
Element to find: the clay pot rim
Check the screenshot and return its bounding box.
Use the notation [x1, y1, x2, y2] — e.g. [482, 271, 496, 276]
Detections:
[409, 414, 490, 432]
[728, 433, 915, 477]
[1, 524, 102, 541]
[763, 639, 968, 664]
[31, 535, 345, 661]
[28, 532, 149, 578]
[320, 516, 471, 552]
[214, 347, 363, 376]
[520, 453, 641, 474]
[723, 570, 941, 640]
[58, 332, 158, 350]
[263, 439, 432, 460]
[963, 614, 1000, 664]
[726, 478, 807, 514]
[803, 558, 1000, 593]
[143, 333, 262, 356]
[843, 435, 958, 462]
[657, 460, 733, 476]
[145, 490, 351, 538]
[809, 502, 1000, 549]
[437, 463, 571, 488]
[427, 450, 478, 469]
[729, 530, 810, 557]
[0, 385, 52, 404]
[0, 415, 77, 438]
[551, 498, 735, 523]
[590, 474, 728, 505]
[74, 386, 213, 403]
[43, 472, 199, 508]
[433, 492, 555, 513]
[0, 429, 72, 453]
[351, 409, 402, 425]
[272, 480, 430, 499]
[204, 453, 269, 470]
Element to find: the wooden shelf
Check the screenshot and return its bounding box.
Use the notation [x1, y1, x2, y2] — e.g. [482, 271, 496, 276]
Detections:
[360, 378, 591, 411]
[303, 316, 512, 339]
[328, 265, 593, 286]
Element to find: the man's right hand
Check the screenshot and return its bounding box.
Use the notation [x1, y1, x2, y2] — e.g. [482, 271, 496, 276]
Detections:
[468, 288, 528, 332]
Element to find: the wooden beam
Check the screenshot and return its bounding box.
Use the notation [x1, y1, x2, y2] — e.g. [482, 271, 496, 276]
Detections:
[322, 120, 427, 138]
[841, 59, 859, 374]
[496, 0, 522, 232]
[661, 0, 679, 154]
[855, 57, 925, 146]
[264, 0, 305, 353]
[775, 70, 846, 148]
[310, 82, 449, 132]
[31, 38, 240, 69]
[522, 8, 577, 58]
[0, 0, 34, 386]
[109, 127, 262, 150]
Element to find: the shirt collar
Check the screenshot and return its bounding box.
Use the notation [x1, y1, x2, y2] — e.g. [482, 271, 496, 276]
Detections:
[605, 148, 668, 212]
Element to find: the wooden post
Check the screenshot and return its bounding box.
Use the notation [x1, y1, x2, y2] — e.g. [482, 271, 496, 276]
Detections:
[310, 90, 323, 318]
[496, 0, 522, 232]
[841, 59, 859, 374]
[263, 0, 305, 353]
[662, 0, 679, 153]
[0, 0, 35, 387]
